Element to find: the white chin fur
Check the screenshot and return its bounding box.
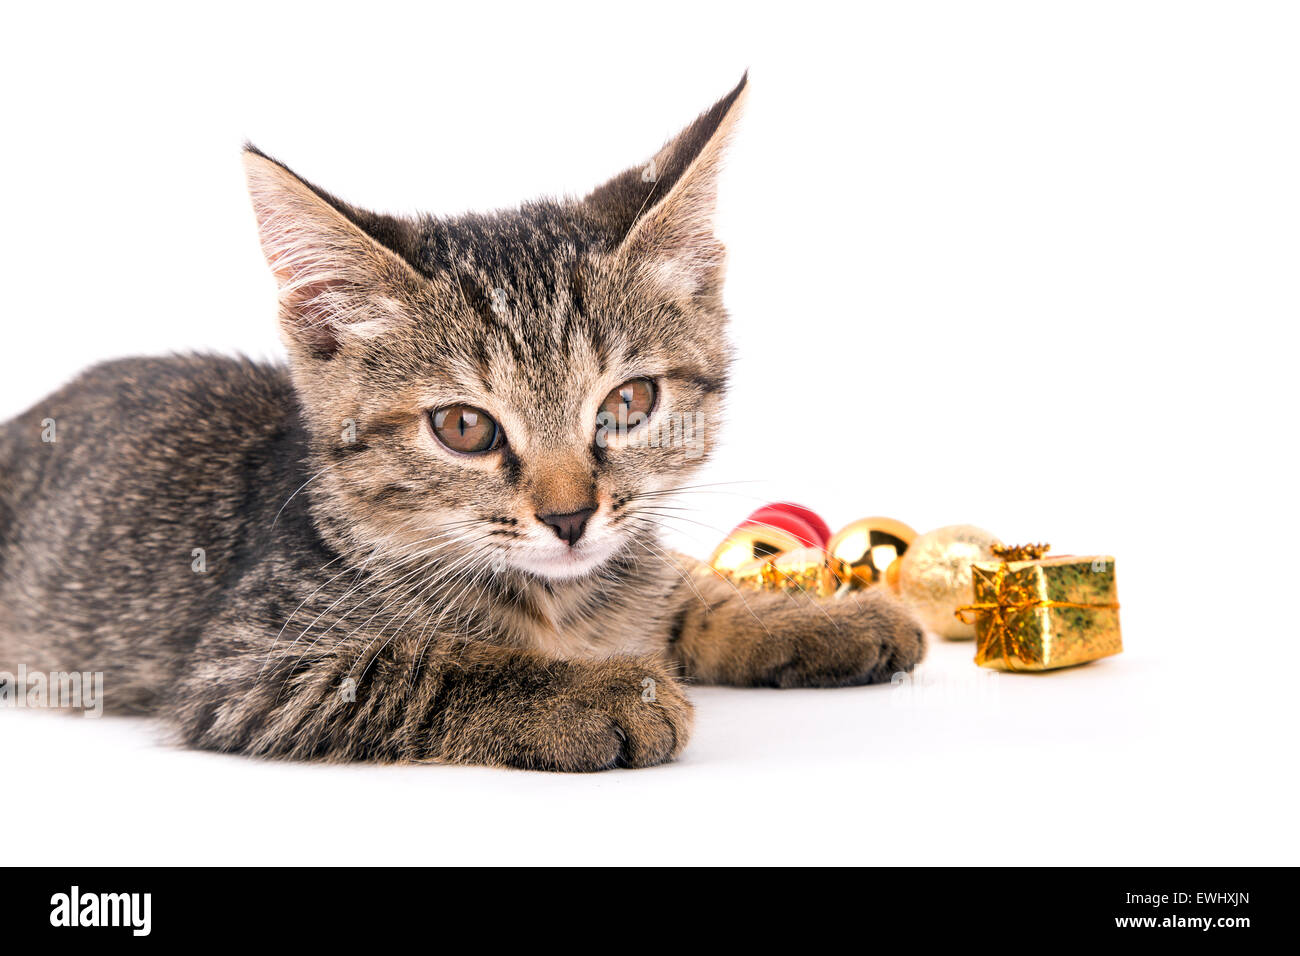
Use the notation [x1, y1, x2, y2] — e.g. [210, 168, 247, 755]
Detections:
[506, 538, 621, 581]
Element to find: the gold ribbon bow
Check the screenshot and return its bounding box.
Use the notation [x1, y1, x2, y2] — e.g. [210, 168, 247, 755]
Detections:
[954, 543, 1121, 669]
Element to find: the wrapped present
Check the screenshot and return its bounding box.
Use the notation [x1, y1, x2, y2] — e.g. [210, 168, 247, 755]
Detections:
[957, 544, 1122, 671]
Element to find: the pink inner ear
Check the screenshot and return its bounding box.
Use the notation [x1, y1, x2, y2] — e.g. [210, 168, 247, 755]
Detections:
[247, 168, 410, 358]
[245, 158, 359, 357]
[280, 274, 346, 356]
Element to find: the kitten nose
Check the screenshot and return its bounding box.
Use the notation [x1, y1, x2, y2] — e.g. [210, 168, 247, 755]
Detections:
[537, 507, 596, 546]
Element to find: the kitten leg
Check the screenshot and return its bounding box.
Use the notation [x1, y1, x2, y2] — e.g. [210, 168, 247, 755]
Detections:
[166, 626, 692, 771]
[665, 560, 926, 688]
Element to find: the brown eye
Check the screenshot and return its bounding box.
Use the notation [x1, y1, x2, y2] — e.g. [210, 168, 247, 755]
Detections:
[599, 378, 657, 427]
[430, 405, 503, 454]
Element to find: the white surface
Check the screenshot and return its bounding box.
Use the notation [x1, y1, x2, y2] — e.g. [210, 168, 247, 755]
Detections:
[2, 638, 1290, 866]
[2, 2, 1298, 864]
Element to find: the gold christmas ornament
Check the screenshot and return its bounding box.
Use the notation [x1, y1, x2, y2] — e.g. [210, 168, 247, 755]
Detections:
[897, 524, 1002, 639]
[885, 555, 903, 593]
[826, 517, 917, 589]
[709, 524, 808, 574]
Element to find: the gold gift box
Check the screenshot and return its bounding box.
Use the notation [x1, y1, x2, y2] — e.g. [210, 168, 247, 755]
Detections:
[965, 552, 1122, 671]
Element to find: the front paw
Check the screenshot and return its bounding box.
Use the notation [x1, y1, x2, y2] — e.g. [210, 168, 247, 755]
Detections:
[761, 589, 926, 689]
[510, 657, 693, 772]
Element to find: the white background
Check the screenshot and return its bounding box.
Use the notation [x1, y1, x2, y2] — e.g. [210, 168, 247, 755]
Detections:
[2, 1, 1297, 865]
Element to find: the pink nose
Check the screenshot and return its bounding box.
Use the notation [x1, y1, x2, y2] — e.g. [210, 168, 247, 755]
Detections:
[537, 507, 595, 546]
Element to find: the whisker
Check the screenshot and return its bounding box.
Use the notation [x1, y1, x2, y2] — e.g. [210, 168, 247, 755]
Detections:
[270, 459, 346, 530]
[624, 509, 843, 633]
[271, 525, 492, 676]
[620, 513, 782, 642]
[354, 533, 501, 681]
[321, 528, 500, 669]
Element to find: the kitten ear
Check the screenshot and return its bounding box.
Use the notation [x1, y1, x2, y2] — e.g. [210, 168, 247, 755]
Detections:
[243, 146, 422, 359]
[586, 73, 748, 301]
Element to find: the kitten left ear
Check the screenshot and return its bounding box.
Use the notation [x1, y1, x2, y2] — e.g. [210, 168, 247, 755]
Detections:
[243, 146, 424, 359]
[586, 74, 748, 301]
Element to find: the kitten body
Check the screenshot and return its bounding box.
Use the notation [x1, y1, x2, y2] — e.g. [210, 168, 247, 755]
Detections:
[0, 78, 924, 770]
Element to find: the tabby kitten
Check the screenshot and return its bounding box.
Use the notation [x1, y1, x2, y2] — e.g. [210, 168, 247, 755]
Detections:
[0, 77, 923, 770]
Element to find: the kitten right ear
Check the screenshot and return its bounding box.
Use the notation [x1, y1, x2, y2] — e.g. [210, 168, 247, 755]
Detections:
[585, 75, 748, 301]
[243, 146, 422, 359]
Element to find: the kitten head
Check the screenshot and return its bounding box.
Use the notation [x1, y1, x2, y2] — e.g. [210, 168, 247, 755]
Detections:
[244, 76, 745, 580]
